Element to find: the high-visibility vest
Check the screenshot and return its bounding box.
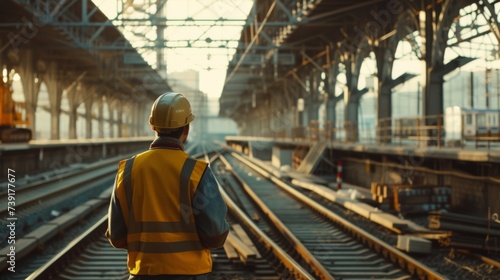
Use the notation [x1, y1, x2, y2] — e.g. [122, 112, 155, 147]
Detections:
[115, 148, 212, 275]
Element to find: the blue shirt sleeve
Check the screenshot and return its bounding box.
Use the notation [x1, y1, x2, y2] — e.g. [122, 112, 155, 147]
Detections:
[106, 174, 128, 249]
[192, 166, 229, 249]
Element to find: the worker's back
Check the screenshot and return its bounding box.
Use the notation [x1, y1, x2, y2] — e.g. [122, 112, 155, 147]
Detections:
[120, 148, 212, 275]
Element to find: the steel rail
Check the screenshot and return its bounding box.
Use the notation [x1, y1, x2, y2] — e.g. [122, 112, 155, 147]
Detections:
[22, 144, 286, 279]
[219, 153, 334, 279]
[214, 154, 316, 280]
[230, 151, 447, 280]
[25, 215, 109, 280]
[0, 156, 124, 217]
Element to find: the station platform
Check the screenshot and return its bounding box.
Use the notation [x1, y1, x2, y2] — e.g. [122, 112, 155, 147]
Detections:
[0, 137, 154, 151]
[0, 137, 153, 182]
[225, 136, 500, 163]
[225, 136, 500, 220]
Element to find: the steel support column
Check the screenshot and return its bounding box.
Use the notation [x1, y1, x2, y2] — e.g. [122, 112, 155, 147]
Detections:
[116, 102, 123, 138]
[65, 74, 85, 139]
[42, 61, 63, 140]
[97, 95, 104, 138]
[13, 49, 40, 139]
[326, 56, 339, 126]
[83, 86, 94, 139]
[132, 104, 141, 137]
[344, 55, 364, 142]
[107, 97, 116, 138]
[345, 95, 359, 142]
[374, 45, 395, 144]
[421, 5, 444, 119]
[67, 86, 79, 139]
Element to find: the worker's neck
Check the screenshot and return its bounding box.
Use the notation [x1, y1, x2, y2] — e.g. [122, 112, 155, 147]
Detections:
[150, 136, 184, 150]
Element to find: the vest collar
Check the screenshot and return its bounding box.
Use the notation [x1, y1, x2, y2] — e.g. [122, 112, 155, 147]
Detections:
[150, 137, 184, 150]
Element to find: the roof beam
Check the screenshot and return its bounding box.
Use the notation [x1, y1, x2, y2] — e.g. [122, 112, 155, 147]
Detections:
[224, 1, 277, 85]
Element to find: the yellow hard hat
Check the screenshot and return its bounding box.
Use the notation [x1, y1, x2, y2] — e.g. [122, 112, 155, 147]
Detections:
[149, 92, 195, 129]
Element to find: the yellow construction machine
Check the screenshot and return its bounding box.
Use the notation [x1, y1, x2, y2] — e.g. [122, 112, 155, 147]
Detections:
[0, 78, 31, 143]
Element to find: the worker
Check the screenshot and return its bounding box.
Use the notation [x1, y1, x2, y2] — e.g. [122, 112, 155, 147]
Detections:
[106, 92, 229, 279]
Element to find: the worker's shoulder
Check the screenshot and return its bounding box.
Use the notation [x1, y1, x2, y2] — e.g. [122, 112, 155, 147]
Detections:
[137, 148, 186, 157]
[188, 156, 209, 167]
[115, 150, 151, 165]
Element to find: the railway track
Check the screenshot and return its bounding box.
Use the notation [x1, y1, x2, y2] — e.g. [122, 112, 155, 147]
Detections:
[218, 146, 500, 279]
[25, 215, 126, 280]
[0, 152, 136, 277]
[0, 154, 127, 232]
[25, 215, 284, 280]
[16, 142, 497, 279]
[22, 143, 290, 279]
[214, 149, 447, 280]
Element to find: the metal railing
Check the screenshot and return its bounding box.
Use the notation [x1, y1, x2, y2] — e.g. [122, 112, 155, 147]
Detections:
[294, 114, 500, 149]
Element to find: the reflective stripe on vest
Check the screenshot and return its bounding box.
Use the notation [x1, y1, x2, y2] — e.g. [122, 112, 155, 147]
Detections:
[122, 156, 202, 253]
